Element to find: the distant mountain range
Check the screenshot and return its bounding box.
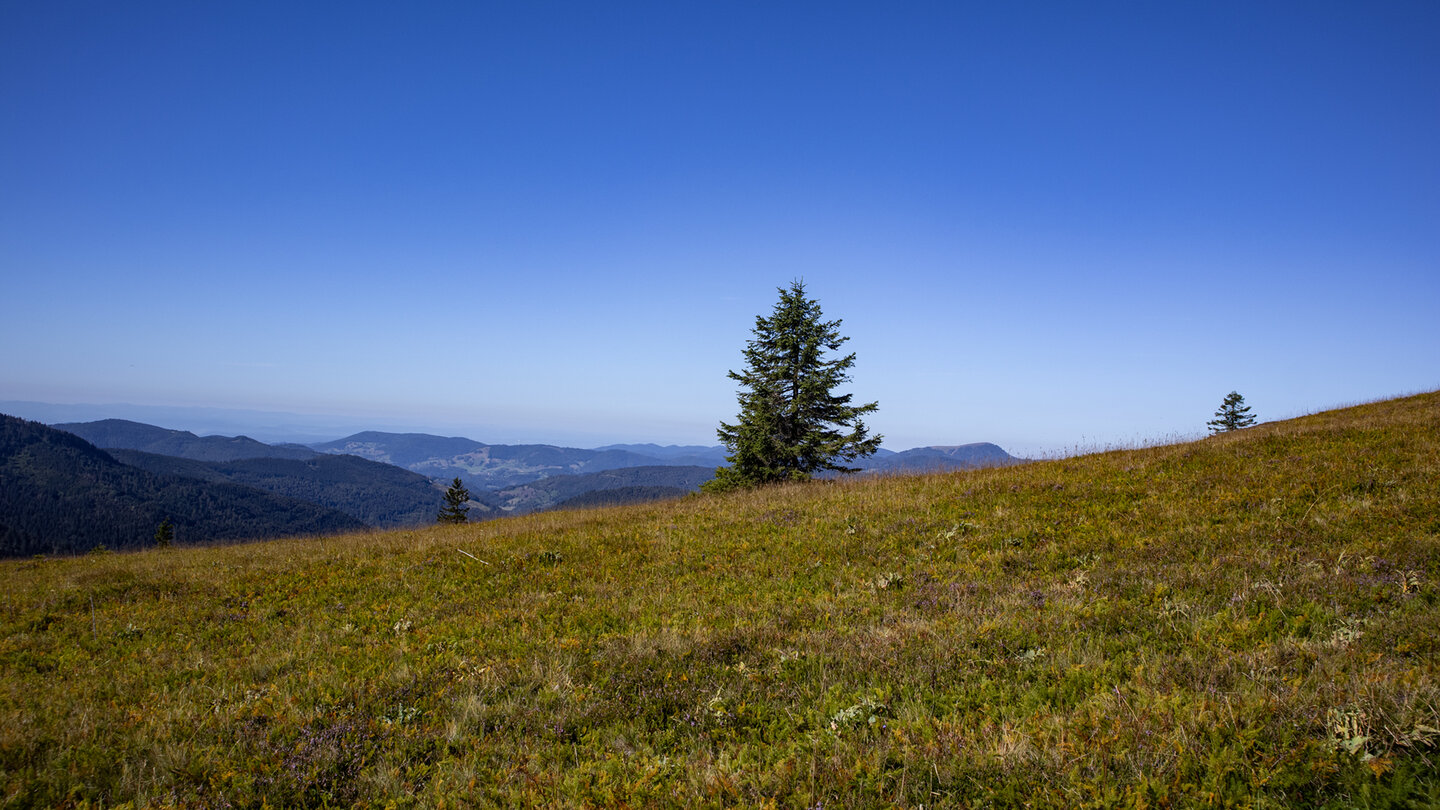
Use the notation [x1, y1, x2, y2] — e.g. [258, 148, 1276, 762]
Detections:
[4, 414, 1023, 557]
[852, 442, 1020, 473]
[595, 443, 733, 466]
[490, 465, 716, 513]
[307, 431, 1018, 486]
[309, 432, 726, 489]
[54, 419, 317, 462]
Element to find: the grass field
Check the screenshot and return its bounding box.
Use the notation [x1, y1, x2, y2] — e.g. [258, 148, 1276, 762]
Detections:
[3, 393, 1438, 807]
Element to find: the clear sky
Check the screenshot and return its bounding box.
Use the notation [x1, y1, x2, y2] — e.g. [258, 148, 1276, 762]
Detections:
[2, 1, 1437, 455]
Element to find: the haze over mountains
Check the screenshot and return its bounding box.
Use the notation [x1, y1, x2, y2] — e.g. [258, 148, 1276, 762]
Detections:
[2, 414, 1022, 557]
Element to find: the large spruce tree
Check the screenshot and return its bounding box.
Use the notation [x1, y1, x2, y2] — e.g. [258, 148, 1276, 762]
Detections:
[703, 281, 881, 492]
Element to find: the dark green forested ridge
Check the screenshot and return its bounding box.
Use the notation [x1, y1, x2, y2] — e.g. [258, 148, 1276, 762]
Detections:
[55, 419, 317, 462]
[0, 414, 365, 557]
[108, 449, 444, 528]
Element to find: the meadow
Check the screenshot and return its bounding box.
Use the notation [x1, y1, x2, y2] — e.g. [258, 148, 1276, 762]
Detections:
[2, 393, 1437, 807]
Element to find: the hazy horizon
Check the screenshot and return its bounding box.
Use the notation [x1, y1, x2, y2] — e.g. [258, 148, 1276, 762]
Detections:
[7, 388, 1429, 460]
[4, 3, 1436, 455]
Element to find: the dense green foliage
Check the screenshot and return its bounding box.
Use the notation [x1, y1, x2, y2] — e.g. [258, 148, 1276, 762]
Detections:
[109, 449, 443, 528]
[437, 477, 472, 524]
[1208, 390, 1258, 433]
[2, 393, 1438, 806]
[153, 518, 174, 549]
[706, 281, 881, 492]
[0, 415, 366, 557]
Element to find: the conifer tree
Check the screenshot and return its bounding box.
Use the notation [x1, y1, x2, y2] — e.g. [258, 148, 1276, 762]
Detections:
[153, 518, 174, 548]
[1208, 391, 1257, 433]
[703, 281, 881, 492]
[437, 477, 472, 524]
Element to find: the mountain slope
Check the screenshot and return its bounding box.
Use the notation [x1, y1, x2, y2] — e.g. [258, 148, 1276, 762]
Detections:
[1, 415, 366, 556]
[107, 449, 448, 528]
[490, 465, 715, 513]
[308, 431, 486, 467]
[55, 419, 317, 462]
[1, 393, 1437, 805]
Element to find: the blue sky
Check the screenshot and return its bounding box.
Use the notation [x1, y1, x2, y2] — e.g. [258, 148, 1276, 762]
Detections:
[2, 1, 1437, 454]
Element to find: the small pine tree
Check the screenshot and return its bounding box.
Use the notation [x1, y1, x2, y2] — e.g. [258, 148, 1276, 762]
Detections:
[154, 518, 174, 548]
[437, 477, 472, 524]
[703, 280, 881, 492]
[1208, 391, 1257, 433]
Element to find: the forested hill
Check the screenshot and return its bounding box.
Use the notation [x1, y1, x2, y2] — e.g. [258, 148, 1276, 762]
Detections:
[0, 415, 365, 557]
[106, 449, 447, 529]
[55, 419, 316, 462]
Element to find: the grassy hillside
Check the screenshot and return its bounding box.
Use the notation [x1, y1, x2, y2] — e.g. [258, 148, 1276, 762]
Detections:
[2, 393, 1437, 807]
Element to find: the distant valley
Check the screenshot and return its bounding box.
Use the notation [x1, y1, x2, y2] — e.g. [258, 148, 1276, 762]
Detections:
[2, 415, 1022, 557]
[308, 431, 725, 490]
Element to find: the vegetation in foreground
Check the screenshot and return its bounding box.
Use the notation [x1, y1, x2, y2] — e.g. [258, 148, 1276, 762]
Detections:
[2, 393, 1438, 808]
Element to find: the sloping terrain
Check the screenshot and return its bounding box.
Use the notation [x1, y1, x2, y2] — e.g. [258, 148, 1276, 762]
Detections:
[54, 419, 317, 462]
[107, 449, 447, 528]
[0, 416, 365, 556]
[2, 393, 1437, 807]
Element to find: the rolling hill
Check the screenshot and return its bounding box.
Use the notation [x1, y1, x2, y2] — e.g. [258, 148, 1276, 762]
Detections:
[54, 418, 317, 462]
[3, 393, 1436, 806]
[105, 449, 452, 528]
[854, 441, 1022, 472]
[0, 415, 366, 556]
